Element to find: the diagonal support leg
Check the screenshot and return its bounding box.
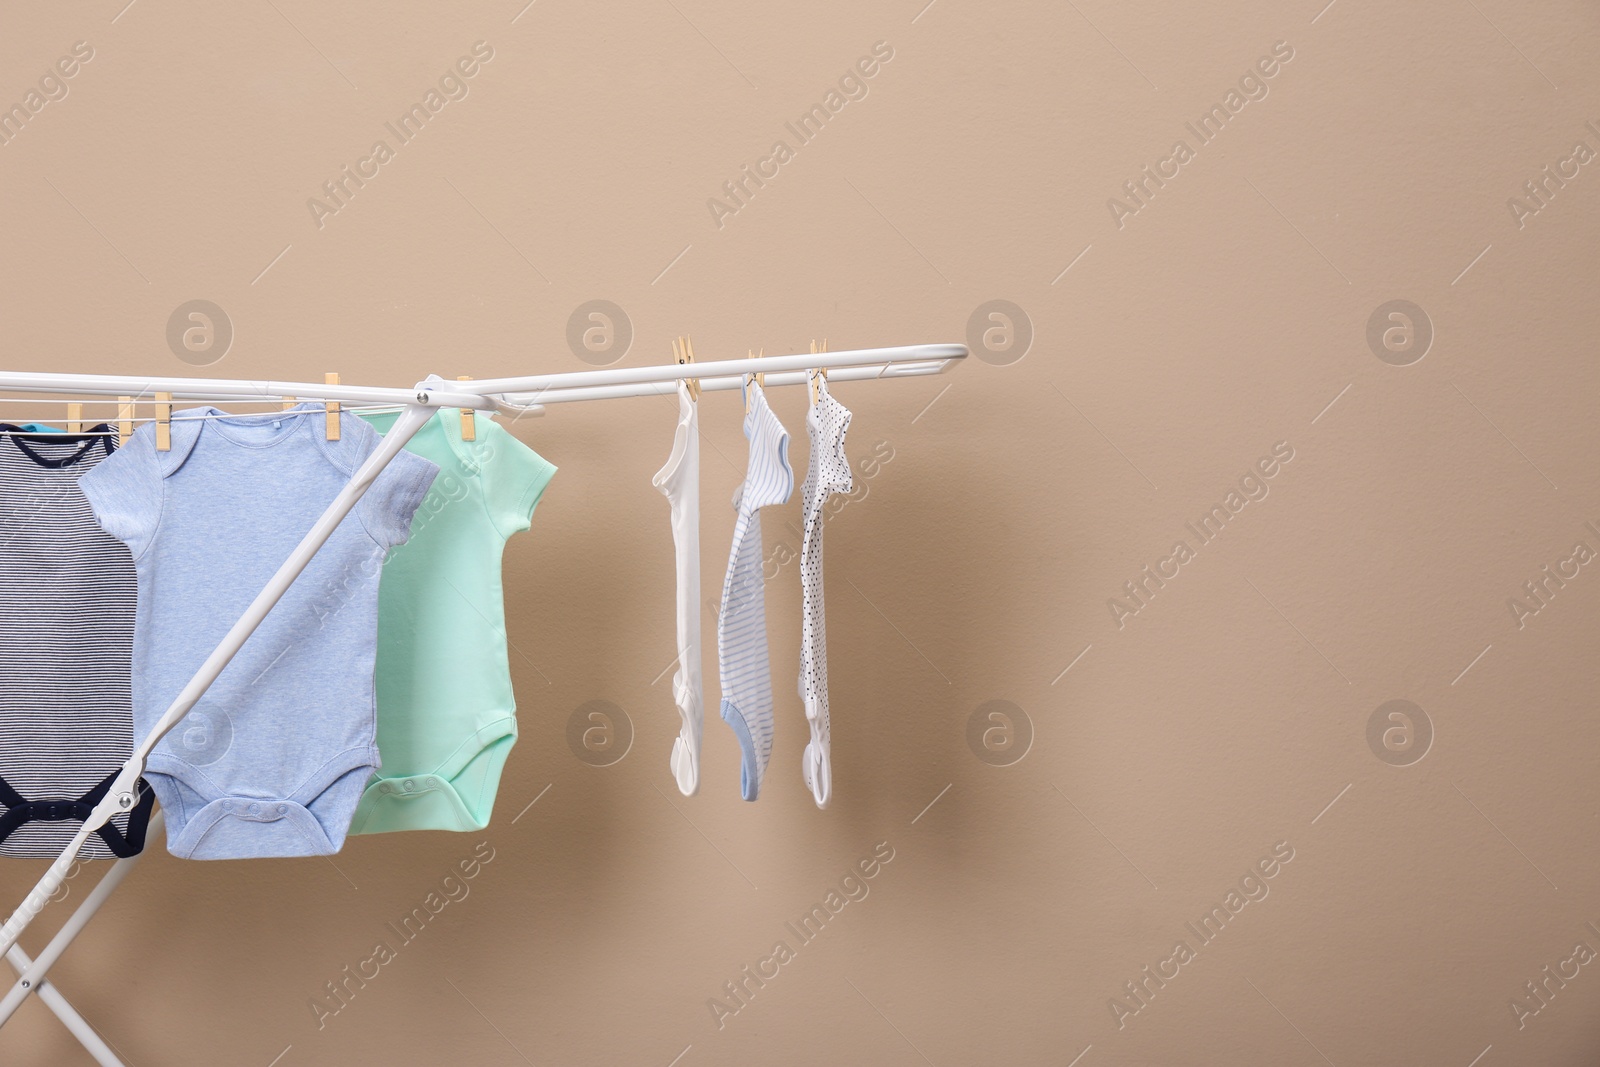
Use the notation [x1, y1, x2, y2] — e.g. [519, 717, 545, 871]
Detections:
[0, 811, 163, 1030]
[3, 949, 126, 1067]
[0, 812, 161, 1065]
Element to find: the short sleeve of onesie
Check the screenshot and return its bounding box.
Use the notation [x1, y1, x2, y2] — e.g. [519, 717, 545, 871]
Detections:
[355, 437, 439, 550]
[79, 429, 164, 561]
[478, 431, 557, 537]
[345, 431, 438, 556]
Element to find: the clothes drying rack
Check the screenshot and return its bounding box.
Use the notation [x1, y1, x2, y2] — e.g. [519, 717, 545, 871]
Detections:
[0, 341, 965, 1065]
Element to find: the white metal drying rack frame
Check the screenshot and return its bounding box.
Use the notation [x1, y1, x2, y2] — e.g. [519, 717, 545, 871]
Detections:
[0, 341, 965, 1065]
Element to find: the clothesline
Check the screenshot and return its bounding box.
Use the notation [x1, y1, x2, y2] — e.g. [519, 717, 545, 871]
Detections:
[0, 405, 400, 433]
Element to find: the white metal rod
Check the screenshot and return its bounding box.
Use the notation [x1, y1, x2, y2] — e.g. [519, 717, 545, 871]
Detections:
[2, 946, 124, 1067]
[461, 343, 966, 398]
[490, 358, 955, 408]
[0, 812, 163, 1029]
[0, 404, 435, 959]
[0, 344, 965, 413]
[1, 944, 126, 1067]
[0, 372, 493, 411]
[33, 980, 125, 1067]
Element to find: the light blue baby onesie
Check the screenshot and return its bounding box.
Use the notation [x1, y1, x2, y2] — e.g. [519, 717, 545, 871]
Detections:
[79, 405, 437, 859]
[717, 385, 792, 801]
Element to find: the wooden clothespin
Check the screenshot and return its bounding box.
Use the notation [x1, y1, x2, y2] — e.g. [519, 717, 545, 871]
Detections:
[324, 372, 341, 441]
[154, 392, 172, 452]
[117, 397, 133, 447]
[809, 339, 830, 405]
[674, 336, 700, 401]
[282, 395, 298, 412]
[745, 348, 766, 415]
[66, 403, 83, 435]
[457, 376, 477, 441]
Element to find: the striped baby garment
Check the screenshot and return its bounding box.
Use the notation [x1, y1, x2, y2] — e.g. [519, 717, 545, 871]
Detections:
[0, 425, 154, 858]
[797, 379, 852, 808]
[717, 385, 792, 801]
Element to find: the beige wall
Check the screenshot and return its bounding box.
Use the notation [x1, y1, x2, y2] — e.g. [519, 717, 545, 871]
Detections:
[4, 0, 1600, 1063]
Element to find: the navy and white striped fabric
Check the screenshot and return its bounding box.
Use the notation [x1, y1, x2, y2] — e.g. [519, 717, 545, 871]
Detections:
[717, 385, 792, 801]
[798, 380, 852, 808]
[0, 426, 148, 858]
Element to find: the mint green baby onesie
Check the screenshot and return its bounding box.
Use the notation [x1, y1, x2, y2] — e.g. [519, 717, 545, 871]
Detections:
[349, 409, 556, 834]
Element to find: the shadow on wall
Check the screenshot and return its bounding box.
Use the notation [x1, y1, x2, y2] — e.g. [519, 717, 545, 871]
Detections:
[818, 422, 1046, 875]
